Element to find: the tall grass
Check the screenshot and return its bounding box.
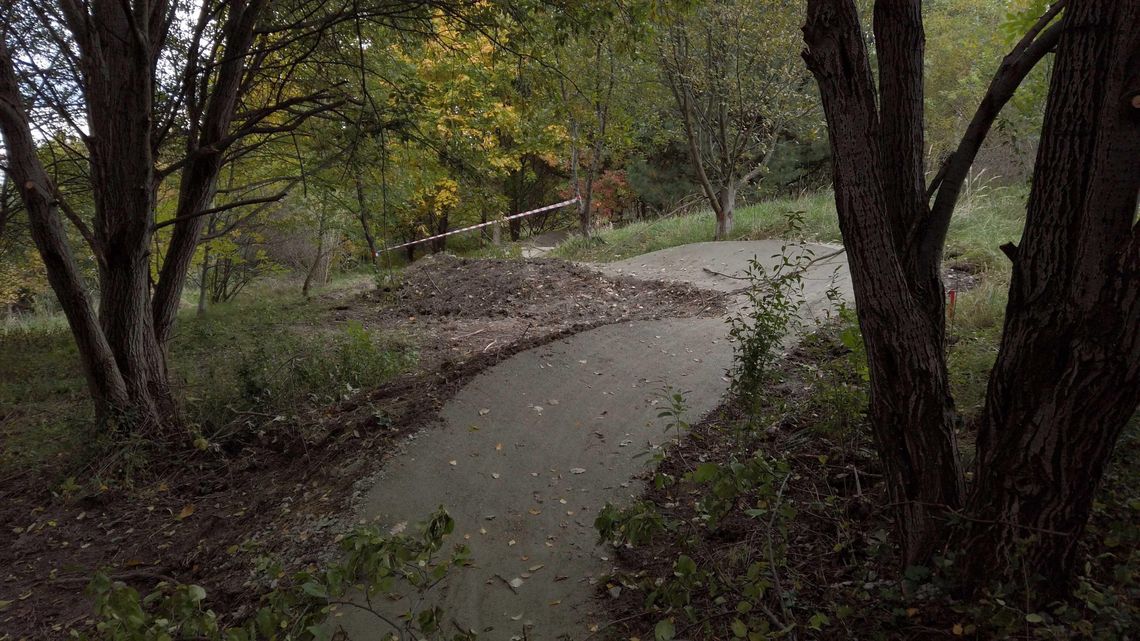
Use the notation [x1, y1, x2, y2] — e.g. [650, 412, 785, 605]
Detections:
[0, 276, 414, 475]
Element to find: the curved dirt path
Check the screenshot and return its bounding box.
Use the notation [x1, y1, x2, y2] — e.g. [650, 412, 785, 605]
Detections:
[338, 241, 849, 640]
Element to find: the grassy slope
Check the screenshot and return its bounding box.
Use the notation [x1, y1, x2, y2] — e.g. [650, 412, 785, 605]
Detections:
[0, 274, 414, 476]
[553, 187, 1027, 271]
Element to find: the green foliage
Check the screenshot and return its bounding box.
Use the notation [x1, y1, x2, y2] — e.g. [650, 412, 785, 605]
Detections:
[727, 213, 817, 412]
[595, 500, 669, 547]
[79, 508, 473, 641]
[595, 450, 798, 637]
[596, 391, 802, 637]
[794, 305, 869, 442]
[177, 297, 415, 443]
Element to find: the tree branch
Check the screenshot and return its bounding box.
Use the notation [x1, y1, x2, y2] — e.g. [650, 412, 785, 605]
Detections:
[152, 193, 287, 231]
[918, 1, 1067, 265]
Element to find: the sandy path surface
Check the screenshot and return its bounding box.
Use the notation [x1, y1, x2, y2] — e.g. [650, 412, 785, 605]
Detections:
[338, 241, 850, 640]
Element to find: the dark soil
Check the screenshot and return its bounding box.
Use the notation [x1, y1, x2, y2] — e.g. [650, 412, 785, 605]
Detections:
[591, 332, 897, 640]
[350, 255, 726, 373]
[590, 328, 1140, 640]
[0, 257, 726, 640]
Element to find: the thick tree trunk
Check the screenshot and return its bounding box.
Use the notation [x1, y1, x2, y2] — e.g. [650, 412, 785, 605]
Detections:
[0, 31, 176, 434]
[0, 44, 131, 421]
[78, 2, 178, 433]
[959, 1, 1140, 593]
[803, 0, 964, 568]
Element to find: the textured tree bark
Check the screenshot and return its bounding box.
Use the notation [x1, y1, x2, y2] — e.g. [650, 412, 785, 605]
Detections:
[806, 0, 1140, 596]
[803, 0, 963, 568]
[714, 183, 735, 241]
[79, 0, 174, 430]
[959, 0, 1140, 592]
[431, 210, 449, 254]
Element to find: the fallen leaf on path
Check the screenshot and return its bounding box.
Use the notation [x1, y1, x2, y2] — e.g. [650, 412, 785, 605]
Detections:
[509, 577, 524, 589]
[176, 504, 195, 520]
[479, 408, 490, 416]
[449, 460, 457, 466]
[570, 468, 586, 474]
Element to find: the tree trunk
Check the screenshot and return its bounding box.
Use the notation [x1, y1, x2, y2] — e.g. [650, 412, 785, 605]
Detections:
[431, 211, 448, 253]
[0, 45, 132, 422]
[509, 185, 523, 241]
[0, 174, 12, 242]
[958, 1, 1140, 594]
[150, 1, 268, 347]
[714, 183, 735, 240]
[355, 172, 378, 266]
[303, 208, 328, 298]
[803, 0, 964, 568]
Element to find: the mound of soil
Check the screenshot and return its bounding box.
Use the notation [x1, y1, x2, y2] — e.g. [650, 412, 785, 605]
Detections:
[392, 254, 721, 321]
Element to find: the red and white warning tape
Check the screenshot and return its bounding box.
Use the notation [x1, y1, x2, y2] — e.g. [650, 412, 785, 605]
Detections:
[377, 197, 579, 255]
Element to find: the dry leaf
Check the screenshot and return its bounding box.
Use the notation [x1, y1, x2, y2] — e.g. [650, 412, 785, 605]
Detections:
[176, 504, 195, 520]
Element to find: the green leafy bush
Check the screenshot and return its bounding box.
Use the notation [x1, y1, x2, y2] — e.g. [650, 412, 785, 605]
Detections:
[79, 508, 472, 641]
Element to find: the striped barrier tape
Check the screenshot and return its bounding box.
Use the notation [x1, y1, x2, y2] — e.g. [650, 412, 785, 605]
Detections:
[377, 197, 579, 255]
